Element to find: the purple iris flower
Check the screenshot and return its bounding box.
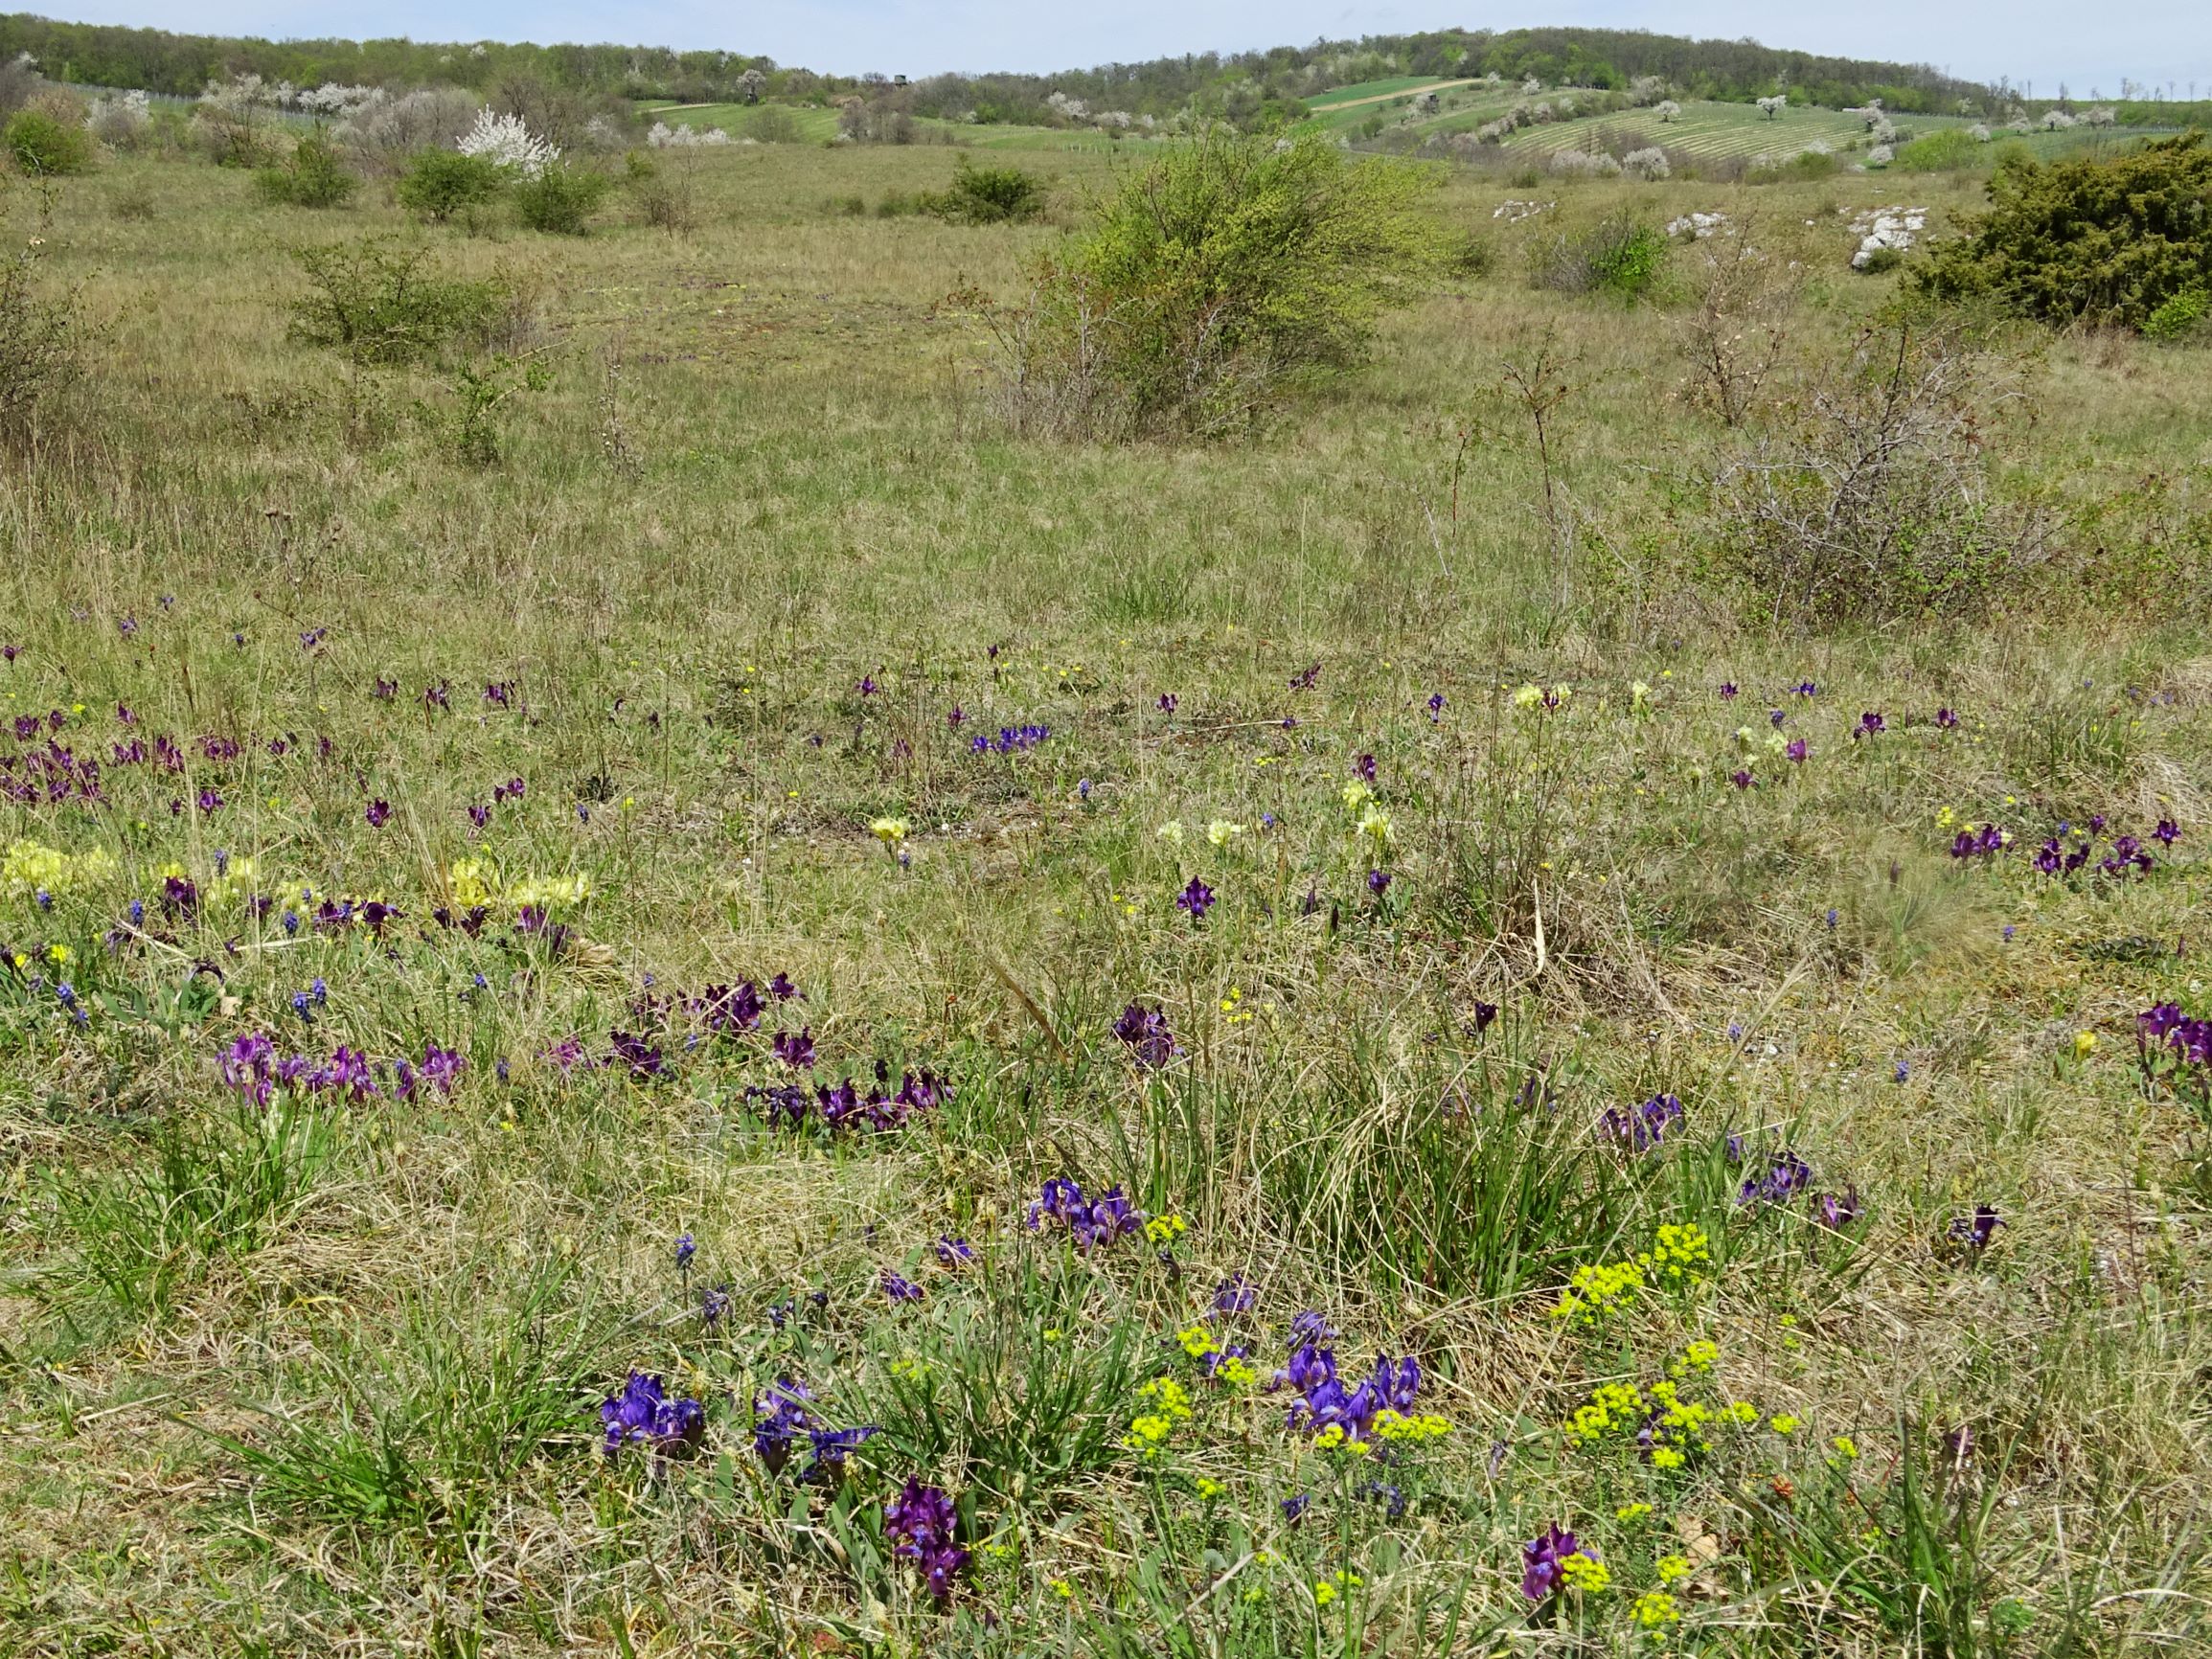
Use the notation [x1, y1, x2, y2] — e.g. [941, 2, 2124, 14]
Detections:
[1739, 1149, 1815, 1206]
[1814, 1189, 1862, 1229]
[773, 1027, 816, 1069]
[1368, 869, 1393, 898]
[1599, 1092, 1684, 1153]
[1355, 754, 1377, 783]
[1213, 1272, 1257, 1315]
[1856, 712, 1886, 738]
[600, 1373, 705, 1459]
[1175, 877, 1215, 921]
[1935, 707, 1959, 729]
[1949, 1205, 2003, 1251]
[935, 1234, 974, 1267]
[674, 1234, 696, 1270]
[880, 1269, 924, 1304]
[1719, 682, 1738, 699]
[884, 1479, 969, 1604]
[2155, 819, 2182, 846]
[1112, 1002, 1179, 1068]
[365, 799, 392, 829]
[1157, 693, 1176, 714]
[1521, 1526, 1588, 1602]
[1786, 738, 1809, 763]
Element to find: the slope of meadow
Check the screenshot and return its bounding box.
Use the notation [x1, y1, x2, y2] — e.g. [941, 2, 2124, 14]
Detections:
[2, 138, 2211, 1656]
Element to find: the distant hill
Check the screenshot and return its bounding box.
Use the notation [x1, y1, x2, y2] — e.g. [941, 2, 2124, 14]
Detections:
[0, 12, 2002, 121]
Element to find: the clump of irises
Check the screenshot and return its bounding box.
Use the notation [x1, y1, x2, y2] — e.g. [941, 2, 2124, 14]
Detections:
[1268, 1319, 1422, 1447]
[601, 1372, 705, 1460]
[972, 724, 1050, 755]
[748, 1067, 952, 1135]
[1522, 1525, 1604, 1601]
[883, 1478, 969, 1605]
[2138, 1003, 2212, 1106]
[1948, 824, 2006, 859]
[1600, 1093, 1683, 1154]
[1026, 1178, 1140, 1249]
[1112, 1002, 1179, 1068]
[220, 1031, 458, 1105]
[754, 1377, 878, 1484]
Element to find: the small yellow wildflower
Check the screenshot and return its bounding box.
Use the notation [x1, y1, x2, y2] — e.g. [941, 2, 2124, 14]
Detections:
[1723, 1400, 1760, 1426]
[46, 943, 71, 966]
[869, 816, 909, 846]
[1175, 1324, 1218, 1359]
[1341, 779, 1374, 810]
[1156, 820, 1185, 845]
[1514, 683, 1542, 710]
[1654, 1555, 1693, 1586]
[1831, 1435, 1859, 1461]
[2073, 1031, 2097, 1058]
[1195, 1477, 1224, 1500]
[1213, 1356, 1257, 1387]
[1615, 1502, 1654, 1522]
[1630, 1589, 1681, 1628]
[1147, 1215, 1188, 1246]
[1672, 1339, 1719, 1375]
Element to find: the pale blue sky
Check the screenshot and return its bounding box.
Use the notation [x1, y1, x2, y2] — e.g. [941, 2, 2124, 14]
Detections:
[50, 2, 2212, 95]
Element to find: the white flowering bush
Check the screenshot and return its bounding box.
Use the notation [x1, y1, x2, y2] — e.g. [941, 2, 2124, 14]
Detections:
[1654, 100, 1681, 123]
[1624, 148, 1671, 181]
[1757, 96, 1787, 120]
[1549, 148, 1622, 179]
[2041, 109, 2078, 131]
[1865, 144, 1895, 168]
[294, 83, 384, 119]
[647, 122, 732, 148]
[457, 108, 558, 177]
[84, 89, 150, 148]
[1969, 125, 1993, 143]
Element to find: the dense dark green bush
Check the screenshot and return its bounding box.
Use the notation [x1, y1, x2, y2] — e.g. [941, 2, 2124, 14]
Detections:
[287, 238, 503, 365]
[4, 108, 92, 176]
[255, 133, 357, 208]
[513, 163, 608, 235]
[1916, 133, 2212, 331]
[396, 148, 508, 222]
[1894, 127, 1982, 172]
[926, 157, 1044, 224]
[999, 134, 1435, 437]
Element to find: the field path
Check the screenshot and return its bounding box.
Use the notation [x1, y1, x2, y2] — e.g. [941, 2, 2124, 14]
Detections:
[1311, 78, 1475, 111]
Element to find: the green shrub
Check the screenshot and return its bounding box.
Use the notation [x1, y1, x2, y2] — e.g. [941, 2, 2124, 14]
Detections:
[4, 108, 93, 176]
[255, 132, 357, 208]
[2142, 287, 2210, 343]
[287, 237, 503, 365]
[1748, 148, 1841, 184]
[1537, 216, 1668, 301]
[999, 133, 1436, 438]
[1916, 132, 2212, 331]
[396, 148, 508, 222]
[0, 183, 87, 443]
[926, 156, 1044, 224]
[513, 162, 607, 235]
[1894, 127, 1982, 172]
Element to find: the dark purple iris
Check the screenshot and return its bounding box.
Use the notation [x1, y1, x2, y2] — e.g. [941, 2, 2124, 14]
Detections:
[1948, 1204, 2003, 1252]
[1521, 1526, 1588, 1602]
[1470, 1001, 1499, 1034]
[1355, 753, 1377, 783]
[1175, 877, 1215, 921]
[608, 1030, 668, 1079]
[1026, 1178, 1140, 1249]
[1289, 663, 1320, 690]
[373, 678, 397, 701]
[884, 1479, 969, 1604]
[1213, 1272, 1257, 1315]
[1427, 692, 1446, 718]
[1814, 1188, 1863, 1229]
[600, 1373, 703, 1459]
[773, 1026, 815, 1069]
[1739, 1149, 1814, 1206]
[1949, 824, 2004, 859]
[1268, 1333, 1420, 1446]
[1732, 770, 1754, 789]
[1112, 1002, 1179, 1068]
[2155, 819, 2182, 846]
[1368, 869, 1393, 898]
[674, 1234, 696, 1270]
[946, 705, 964, 726]
[1157, 693, 1176, 714]
[1935, 707, 1959, 729]
[1786, 738, 1808, 763]
[1856, 712, 1886, 738]
[1719, 682, 1739, 699]
[1600, 1092, 1683, 1153]
[856, 675, 878, 696]
[880, 1269, 924, 1304]
[935, 1234, 974, 1267]
[365, 799, 392, 829]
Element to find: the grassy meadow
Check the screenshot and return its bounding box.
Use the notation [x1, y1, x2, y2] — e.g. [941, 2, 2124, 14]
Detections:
[3, 129, 2212, 1657]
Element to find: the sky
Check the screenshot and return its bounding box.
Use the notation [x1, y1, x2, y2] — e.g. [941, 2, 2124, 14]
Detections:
[44, 2, 2212, 97]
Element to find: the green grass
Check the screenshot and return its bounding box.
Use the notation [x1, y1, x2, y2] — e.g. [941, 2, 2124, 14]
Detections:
[1, 132, 2210, 1656]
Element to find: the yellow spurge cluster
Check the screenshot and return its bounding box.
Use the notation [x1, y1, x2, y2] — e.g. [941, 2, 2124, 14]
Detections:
[1566, 1381, 1645, 1444]
[1630, 1589, 1681, 1627]
[1312, 1570, 1362, 1606]
[1124, 1375, 1195, 1459]
[1372, 1408, 1454, 1443]
[1551, 1259, 1644, 1324]
[2, 839, 118, 899]
[1642, 1379, 1712, 1469]
[1147, 1216, 1187, 1247]
[1670, 1339, 1720, 1377]
[448, 860, 591, 911]
[1639, 1223, 1713, 1291]
[1557, 1553, 1609, 1592]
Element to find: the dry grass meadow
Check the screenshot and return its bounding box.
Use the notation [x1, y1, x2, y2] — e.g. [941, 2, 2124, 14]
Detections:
[3, 132, 2212, 1656]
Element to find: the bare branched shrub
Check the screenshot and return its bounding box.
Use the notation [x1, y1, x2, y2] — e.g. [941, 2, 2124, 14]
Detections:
[1714, 324, 2056, 623]
[341, 87, 478, 170]
[1676, 216, 1794, 426]
[0, 177, 85, 444]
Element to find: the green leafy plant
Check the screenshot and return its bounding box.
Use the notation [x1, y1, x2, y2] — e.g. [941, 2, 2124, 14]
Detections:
[287, 237, 504, 364]
[255, 131, 357, 208]
[396, 148, 509, 223]
[0, 177, 86, 443]
[4, 107, 92, 176]
[993, 133, 1436, 438]
[513, 162, 608, 235]
[927, 156, 1045, 224]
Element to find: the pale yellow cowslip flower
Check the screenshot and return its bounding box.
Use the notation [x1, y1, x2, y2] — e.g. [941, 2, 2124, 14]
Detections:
[1206, 819, 1245, 846]
[1156, 820, 1185, 846]
[869, 816, 909, 846]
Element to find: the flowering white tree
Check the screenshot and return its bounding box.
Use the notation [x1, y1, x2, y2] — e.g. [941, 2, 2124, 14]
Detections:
[1654, 100, 1681, 123]
[1757, 95, 1787, 120]
[2041, 108, 2077, 130]
[457, 107, 559, 176]
[648, 122, 732, 148]
[1623, 147, 1671, 180]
